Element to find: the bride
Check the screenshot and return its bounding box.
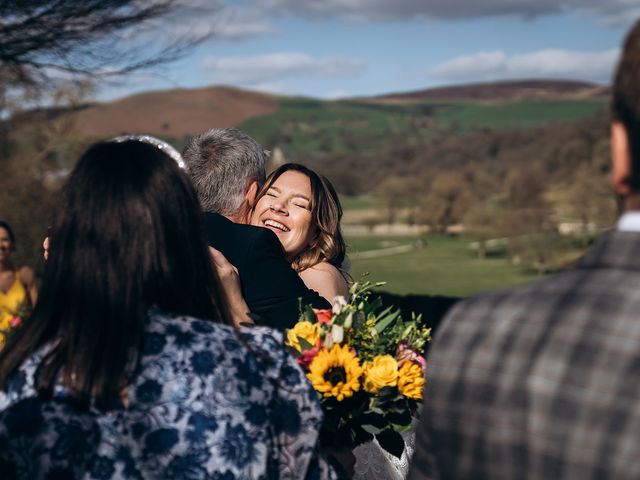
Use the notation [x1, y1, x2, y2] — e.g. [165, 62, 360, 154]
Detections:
[250, 163, 349, 304]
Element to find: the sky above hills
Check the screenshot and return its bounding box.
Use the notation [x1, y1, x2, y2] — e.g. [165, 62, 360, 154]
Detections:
[101, 0, 637, 101]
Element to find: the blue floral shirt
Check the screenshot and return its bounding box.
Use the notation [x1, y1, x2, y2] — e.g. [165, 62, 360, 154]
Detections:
[0, 311, 340, 479]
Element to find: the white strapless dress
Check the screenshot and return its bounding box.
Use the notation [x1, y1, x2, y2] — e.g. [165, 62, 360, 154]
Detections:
[352, 425, 416, 480]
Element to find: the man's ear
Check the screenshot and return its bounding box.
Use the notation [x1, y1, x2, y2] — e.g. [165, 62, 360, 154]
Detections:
[245, 180, 259, 207]
[611, 121, 633, 196]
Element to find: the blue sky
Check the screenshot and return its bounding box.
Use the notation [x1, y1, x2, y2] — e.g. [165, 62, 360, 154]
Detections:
[101, 0, 637, 101]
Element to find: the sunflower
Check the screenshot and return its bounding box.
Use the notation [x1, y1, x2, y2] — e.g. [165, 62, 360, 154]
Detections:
[397, 361, 425, 399]
[307, 344, 363, 401]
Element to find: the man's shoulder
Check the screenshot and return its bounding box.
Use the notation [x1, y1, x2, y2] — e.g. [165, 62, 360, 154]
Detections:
[204, 212, 277, 242]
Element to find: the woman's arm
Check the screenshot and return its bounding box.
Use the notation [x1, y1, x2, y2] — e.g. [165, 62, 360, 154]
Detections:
[18, 266, 37, 305]
[299, 262, 349, 305]
[209, 247, 253, 327]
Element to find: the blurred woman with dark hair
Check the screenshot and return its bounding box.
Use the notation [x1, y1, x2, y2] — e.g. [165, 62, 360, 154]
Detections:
[251, 163, 349, 304]
[0, 140, 341, 479]
[0, 220, 37, 341]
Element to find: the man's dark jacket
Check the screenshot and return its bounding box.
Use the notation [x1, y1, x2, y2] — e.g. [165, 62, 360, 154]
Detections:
[204, 212, 330, 330]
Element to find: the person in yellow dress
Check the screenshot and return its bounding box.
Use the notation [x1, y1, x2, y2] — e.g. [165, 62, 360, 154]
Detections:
[0, 221, 37, 343]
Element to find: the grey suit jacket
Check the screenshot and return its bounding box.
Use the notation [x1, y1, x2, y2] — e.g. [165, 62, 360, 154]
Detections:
[409, 230, 640, 480]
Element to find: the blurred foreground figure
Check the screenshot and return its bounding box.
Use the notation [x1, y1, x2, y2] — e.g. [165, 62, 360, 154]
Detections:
[409, 19, 640, 480]
[0, 140, 340, 479]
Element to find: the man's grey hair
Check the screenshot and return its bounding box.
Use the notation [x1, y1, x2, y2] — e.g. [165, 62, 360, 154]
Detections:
[182, 128, 267, 215]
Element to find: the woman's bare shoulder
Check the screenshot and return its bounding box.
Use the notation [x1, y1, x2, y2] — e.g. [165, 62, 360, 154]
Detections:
[18, 266, 35, 284]
[300, 262, 349, 301]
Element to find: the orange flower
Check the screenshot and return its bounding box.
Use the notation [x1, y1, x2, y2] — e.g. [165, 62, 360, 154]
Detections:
[313, 308, 333, 325]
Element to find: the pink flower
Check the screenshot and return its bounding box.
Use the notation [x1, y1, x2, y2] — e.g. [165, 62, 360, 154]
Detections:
[9, 316, 21, 328]
[296, 347, 320, 369]
[396, 342, 426, 371]
[313, 308, 333, 325]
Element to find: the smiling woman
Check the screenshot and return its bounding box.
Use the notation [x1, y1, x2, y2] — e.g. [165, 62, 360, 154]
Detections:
[251, 163, 349, 304]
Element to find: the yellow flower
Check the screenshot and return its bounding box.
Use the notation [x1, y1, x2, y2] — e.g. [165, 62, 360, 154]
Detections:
[307, 344, 363, 401]
[0, 314, 10, 331]
[0, 332, 5, 351]
[286, 321, 320, 352]
[363, 355, 398, 393]
[398, 361, 425, 399]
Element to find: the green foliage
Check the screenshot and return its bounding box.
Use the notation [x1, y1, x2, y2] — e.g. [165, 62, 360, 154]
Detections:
[433, 99, 607, 132]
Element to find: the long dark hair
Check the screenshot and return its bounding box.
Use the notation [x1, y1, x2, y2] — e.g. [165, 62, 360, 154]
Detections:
[0, 221, 16, 246]
[255, 163, 346, 272]
[0, 140, 228, 408]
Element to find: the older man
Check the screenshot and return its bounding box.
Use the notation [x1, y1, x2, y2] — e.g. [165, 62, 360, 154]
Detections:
[182, 128, 330, 329]
[409, 19, 640, 480]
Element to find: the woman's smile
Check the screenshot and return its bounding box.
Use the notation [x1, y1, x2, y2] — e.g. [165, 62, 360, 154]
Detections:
[252, 170, 317, 259]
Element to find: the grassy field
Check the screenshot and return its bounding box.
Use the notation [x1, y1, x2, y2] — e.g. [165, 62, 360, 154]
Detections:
[238, 97, 606, 155]
[432, 99, 607, 132]
[346, 234, 540, 298]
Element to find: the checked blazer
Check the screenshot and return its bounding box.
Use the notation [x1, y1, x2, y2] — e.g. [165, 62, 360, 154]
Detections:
[409, 230, 640, 480]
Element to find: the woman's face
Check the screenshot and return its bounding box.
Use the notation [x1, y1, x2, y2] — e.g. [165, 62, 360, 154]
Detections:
[251, 170, 317, 259]
[0, 227, 13, 262]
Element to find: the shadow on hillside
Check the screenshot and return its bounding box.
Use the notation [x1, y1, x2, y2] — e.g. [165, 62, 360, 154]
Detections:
[375, 291, 460, 339]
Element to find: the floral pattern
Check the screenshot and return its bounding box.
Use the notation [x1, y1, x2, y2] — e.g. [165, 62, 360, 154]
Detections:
[0, 311, 341, 479]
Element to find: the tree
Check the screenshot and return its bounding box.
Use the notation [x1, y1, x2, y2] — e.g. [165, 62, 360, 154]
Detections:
[0, 1, 212, 267]
[0, 1, 206, 91]
[418, 171, 472, 234]
[375, 176, 410, 224]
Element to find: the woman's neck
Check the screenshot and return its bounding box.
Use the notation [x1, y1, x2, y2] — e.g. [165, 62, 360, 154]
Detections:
[0, 259, 14, 273]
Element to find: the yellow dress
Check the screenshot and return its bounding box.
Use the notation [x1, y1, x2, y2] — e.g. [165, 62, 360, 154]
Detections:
[0, 272, 29, 331]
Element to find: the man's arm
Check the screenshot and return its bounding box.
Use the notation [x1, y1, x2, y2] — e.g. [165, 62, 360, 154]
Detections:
[243, 228, 330, 330]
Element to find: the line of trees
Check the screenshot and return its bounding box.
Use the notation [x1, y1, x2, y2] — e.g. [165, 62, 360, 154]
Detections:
[367, 114, 616, 273]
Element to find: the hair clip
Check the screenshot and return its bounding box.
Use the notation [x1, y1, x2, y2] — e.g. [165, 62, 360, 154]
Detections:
[110, 134, 185, 170]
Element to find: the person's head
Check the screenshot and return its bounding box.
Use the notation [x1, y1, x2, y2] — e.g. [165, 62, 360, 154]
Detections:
[0, 221, 16, 263]
[0, 139, 228, 408]
[182, 128, 267, 222]
[611, 19, 640, 206]
[251, 163, 345, 272]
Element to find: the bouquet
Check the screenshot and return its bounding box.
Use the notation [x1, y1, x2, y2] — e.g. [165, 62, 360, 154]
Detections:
[0, 301, 29, 350]
[286, 280, 431, 458]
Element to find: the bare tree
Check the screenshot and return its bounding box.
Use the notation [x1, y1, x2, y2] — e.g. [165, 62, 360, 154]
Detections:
[0, 1, 214, 267]
[0, 0, 208, 90]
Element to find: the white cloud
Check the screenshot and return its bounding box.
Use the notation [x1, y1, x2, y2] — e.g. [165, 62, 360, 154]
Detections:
[323, 89, 353, 99]
[200, 52, 367, 85]
[431, 48, 620, 83]
[250, 0, 640, 25]
[167, 4, 276, 40]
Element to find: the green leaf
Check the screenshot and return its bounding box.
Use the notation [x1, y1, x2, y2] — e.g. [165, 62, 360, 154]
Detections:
[301, 305, 317, 323]
[284, 345, 301, 358]
[297, 336, 314, 351]
[376, 428, 405, 459]
[377, 386, 397, 398]
[392, 422, 415, 433]
[386, 409, 412, 426]
[360, 412, 387, 429]
[361, 424, 383, 435]
[374, 309, 401, 334]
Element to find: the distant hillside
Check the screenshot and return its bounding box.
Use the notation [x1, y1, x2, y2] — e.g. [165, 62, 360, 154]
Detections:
[64, 86, 278, 139]
[373, 79, 610, 104]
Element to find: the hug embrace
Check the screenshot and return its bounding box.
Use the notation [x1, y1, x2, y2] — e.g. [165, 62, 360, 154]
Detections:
[0, 130, 354, 478]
